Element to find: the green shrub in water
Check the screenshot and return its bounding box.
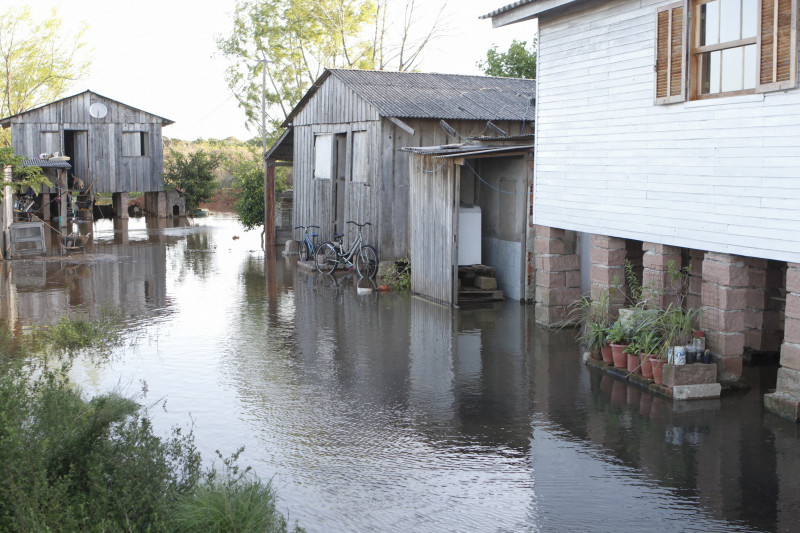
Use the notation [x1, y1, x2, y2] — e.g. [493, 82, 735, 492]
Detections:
[379, 259, 411, 291]
[173, 449, 304, 533]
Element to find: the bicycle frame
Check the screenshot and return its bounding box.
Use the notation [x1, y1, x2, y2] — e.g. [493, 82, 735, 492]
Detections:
[332, 229, 364, 267]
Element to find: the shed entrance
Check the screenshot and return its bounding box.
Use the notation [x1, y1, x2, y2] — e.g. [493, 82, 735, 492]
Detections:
[406, 143, 534, 306]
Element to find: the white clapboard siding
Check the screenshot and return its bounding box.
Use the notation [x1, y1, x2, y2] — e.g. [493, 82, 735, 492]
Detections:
[532, 0, 800, 263]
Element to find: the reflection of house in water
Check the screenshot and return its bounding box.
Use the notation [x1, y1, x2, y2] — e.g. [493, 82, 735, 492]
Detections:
[291, 272, 532, 450]
[0, 238, 171, 330]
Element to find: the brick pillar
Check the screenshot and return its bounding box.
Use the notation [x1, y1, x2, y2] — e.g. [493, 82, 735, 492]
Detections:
[701, 252, 747, 383]
[642, 242, 682, 308]
[764, 263, 800, 421]
[534, 225, 580, 327]
[112, 192, 129, 219]
[590, 234, 627, 314]
[763, 261, 786, 352]
[686, 249, 704, 310]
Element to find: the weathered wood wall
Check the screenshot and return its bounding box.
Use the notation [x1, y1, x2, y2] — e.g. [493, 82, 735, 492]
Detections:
[291, 73, 526, 261]
[409, 154, 458, 306]
[532, 0, 800, 263]
[6, 92, 166, 193]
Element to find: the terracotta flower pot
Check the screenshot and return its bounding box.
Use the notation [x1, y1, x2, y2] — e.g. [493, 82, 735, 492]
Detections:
[651, 357, 667, 385]
[610, 343, 628, 369]
[627, 353, 641, 374]
[640, 353, 655, 380]
[600, 343, 613, 364]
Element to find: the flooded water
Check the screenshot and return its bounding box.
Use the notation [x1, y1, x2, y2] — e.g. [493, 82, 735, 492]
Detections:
[4, 215, 800, 532]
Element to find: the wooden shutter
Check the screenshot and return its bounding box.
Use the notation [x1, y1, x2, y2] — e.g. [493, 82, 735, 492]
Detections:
[757, 0, 798, 92]
[655, 3, 686, 104]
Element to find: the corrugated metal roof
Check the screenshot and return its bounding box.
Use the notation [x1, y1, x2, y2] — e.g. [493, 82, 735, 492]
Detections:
[283, 69, 536, 126]
[22, 158, 71, 169]
[401, 143, 534, 158]
[480, 0, 538, 19]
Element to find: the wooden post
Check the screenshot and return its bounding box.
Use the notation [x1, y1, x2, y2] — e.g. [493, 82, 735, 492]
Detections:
[265, 161, 275, 246]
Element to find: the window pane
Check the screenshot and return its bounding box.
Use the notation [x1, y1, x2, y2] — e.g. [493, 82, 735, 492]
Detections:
[721, 46, 744, 92]
[314, 135, 332, 180]
[701, 1, 720, 46]
[743, 44, 756, 89]
[741, 0, 757, 38]
[719, 0, 741, 42]
[706, 51, 722, 93]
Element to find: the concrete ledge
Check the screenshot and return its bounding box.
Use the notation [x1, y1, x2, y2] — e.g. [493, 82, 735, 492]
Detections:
[672, 384, 721, 400]
[664, 363, 717, 387]
[764, 391, 800, 422]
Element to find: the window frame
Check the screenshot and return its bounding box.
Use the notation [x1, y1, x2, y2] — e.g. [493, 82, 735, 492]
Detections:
[654, 0, 798, 104]
[689, 0, 758, 100]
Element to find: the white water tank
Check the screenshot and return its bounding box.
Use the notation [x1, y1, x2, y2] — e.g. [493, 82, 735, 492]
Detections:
[458, 206, 481, 265]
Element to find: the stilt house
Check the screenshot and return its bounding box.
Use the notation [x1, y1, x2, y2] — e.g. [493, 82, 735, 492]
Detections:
[0, 90, 173, 220]
[268, 69, 537, 262]
[484, 0, 800, 418]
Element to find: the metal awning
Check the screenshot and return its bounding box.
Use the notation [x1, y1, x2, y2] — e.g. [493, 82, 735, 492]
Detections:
[401, 143, 534, 158]
[22, 157, 72, 169]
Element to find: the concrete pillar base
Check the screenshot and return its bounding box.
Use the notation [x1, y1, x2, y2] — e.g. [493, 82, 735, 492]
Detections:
[112, 192, 129, 219]
[764, 392, 800, 422]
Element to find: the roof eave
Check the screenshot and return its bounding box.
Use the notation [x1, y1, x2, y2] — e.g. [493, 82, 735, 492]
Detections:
[482, 0, 586, 26]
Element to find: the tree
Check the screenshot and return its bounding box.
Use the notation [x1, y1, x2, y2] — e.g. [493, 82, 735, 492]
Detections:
[0, 146, 52, 198]
[163, 150, 221, 210]
[478, 39, 537, 79]
[216, 0, 449, 134]
[232, 156, 265, 231]
[0, 5, 90, 128]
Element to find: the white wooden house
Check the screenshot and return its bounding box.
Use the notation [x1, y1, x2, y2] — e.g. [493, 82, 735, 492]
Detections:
[484, 0, 800, 419]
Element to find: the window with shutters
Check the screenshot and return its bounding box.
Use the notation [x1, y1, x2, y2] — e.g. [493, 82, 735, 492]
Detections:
[654, 0, 797, 103]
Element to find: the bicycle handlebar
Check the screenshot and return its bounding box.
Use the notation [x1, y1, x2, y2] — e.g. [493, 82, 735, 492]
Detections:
[346, 221, 371, 227]
[294, 225, 321, 230]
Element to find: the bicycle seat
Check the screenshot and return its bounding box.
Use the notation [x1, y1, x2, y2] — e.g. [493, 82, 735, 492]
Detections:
[332, 233, 344, 240]
[310, 232, 318, 237]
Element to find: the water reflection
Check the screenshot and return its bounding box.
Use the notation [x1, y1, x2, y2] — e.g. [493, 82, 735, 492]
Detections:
[3, 216, 798, 533]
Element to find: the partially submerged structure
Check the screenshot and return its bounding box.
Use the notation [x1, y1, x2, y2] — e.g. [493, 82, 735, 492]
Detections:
[484, 0, 800, 417]
[268, 69, 537, 303]
[0, 90, 175, 221]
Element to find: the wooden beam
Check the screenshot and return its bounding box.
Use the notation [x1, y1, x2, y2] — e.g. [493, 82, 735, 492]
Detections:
[267, 161, 293, 168]
[388, 116, 415, 136]
[265, 164, 275, 246]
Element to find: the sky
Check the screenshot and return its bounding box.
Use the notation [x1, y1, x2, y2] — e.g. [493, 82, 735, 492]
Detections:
[20, 1, 538, 141]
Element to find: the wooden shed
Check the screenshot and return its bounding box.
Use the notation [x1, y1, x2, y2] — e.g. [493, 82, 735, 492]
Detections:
[0, 90, 173, 220]
[269, 69, 537, 261]
[404, 141, 534, 306]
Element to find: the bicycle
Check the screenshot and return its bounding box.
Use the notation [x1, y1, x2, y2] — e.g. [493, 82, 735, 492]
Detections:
[314, 221, 379, 279]
[294, 225, 321, 261]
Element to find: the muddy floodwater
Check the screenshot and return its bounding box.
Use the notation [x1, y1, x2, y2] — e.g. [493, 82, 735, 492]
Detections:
[3, 215, 799, 532]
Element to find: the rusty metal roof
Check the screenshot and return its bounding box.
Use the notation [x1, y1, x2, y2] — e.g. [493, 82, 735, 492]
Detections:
[479, 0, 538, 19]
[283, 69, 536, 127]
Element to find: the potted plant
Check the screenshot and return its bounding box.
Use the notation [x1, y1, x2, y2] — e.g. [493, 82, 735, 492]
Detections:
[660, 305, 700, 366]
[623, 342, 641, 375]
[606, 319, 629, 369]
[571, 290, 613, 362]
[632, 329, 662, 380]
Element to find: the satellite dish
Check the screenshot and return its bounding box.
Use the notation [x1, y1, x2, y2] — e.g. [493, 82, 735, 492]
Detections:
[89, 102, 108, 119]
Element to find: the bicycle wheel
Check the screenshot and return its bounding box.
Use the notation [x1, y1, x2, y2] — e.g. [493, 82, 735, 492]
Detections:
[355, 245, 379, 279]
[315, 241, 338, 274]
[299, 240, 311, 261]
